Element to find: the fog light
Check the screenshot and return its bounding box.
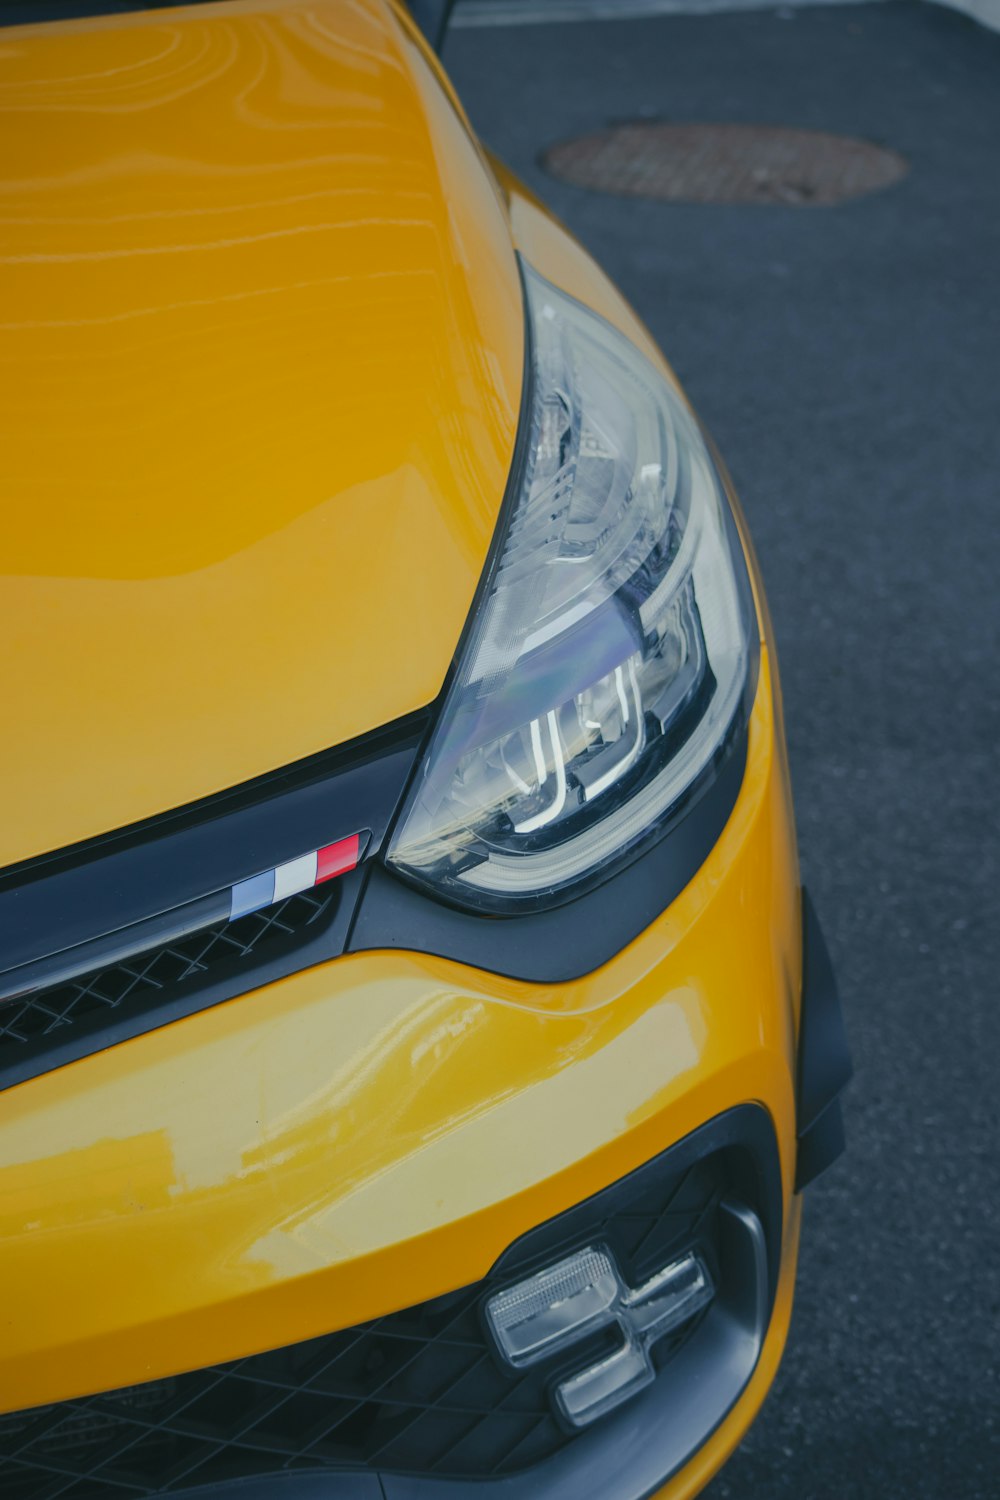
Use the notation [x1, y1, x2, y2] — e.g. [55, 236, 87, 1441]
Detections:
[485, 1245, 714, 1428]
[555, 1333, 651, 1428]
[485, 1248, 620, 1368]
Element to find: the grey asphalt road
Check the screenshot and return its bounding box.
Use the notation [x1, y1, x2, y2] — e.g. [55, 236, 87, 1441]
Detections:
[445, 4, 1000, 1496]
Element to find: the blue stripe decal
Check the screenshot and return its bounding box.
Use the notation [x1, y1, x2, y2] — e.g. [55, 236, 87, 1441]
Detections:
[230, 870, 275, 920]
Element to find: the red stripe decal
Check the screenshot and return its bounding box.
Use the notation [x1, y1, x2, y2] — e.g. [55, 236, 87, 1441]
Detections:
[316, 833, 361, 884]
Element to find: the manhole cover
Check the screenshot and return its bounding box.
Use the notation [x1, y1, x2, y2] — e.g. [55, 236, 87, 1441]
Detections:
[543, 123, 908, 205]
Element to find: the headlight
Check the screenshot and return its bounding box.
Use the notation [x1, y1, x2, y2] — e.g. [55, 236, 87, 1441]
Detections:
[388, 263, 758, 912]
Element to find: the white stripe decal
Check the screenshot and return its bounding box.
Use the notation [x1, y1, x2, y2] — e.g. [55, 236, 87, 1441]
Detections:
[272, 851, 318, 902]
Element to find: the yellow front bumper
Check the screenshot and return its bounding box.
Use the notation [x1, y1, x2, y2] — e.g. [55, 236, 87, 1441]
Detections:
[0, 647, 801, 1492]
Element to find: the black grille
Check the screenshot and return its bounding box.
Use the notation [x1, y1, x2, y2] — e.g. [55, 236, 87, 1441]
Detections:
[0, 888, 335, 1068]
[0, 1152, 731, 1498]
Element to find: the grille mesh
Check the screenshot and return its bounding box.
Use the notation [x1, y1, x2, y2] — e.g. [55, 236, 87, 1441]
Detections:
[0, 1157, 725, 1497]
[0, 887, 334, 1065]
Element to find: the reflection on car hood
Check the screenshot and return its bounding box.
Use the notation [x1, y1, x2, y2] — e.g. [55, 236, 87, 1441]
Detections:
[0, 0, 522, 867]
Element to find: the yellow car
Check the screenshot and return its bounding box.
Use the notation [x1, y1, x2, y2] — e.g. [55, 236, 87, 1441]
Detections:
[0, 1, 851, 1496]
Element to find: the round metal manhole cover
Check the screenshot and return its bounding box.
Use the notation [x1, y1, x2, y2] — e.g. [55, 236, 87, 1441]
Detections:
[543, 123, 908, 206]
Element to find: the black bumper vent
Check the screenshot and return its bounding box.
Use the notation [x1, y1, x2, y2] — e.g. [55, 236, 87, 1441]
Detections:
[0, 1115, 781, 1500]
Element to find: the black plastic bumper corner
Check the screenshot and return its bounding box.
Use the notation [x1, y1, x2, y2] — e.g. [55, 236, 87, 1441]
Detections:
[795, 888, 853, 1192]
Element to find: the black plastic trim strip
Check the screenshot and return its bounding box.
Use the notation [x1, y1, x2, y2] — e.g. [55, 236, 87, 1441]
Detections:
[348, 719, 747, 983]
[0, 715, 427, 981]
[795, 887, 852, 1191]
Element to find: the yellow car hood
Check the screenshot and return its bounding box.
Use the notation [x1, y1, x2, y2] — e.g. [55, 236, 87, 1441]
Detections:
[0, 0, 522, 868]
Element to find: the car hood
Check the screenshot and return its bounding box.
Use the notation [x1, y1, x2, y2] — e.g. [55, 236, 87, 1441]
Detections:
[0, 0, 522, 868]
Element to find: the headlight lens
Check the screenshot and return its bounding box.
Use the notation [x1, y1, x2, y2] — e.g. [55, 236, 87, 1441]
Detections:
[387, 263, 758, 911]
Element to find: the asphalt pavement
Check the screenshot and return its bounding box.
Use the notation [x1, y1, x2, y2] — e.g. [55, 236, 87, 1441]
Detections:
[446, 4, 1000, 1496]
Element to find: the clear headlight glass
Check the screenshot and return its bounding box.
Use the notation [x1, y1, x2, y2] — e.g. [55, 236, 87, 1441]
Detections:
[387, 263, 758, 911]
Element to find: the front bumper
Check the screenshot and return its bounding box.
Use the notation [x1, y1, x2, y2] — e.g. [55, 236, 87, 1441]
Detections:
[2, 1107, 780, 1500]
[0, 647, 848, 1496]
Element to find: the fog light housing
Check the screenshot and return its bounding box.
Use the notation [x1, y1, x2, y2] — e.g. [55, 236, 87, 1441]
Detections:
[485, 1244, 714, 1429]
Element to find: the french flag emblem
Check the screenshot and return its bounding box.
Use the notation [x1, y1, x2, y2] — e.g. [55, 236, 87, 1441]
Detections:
[229, 832, 364, 920]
